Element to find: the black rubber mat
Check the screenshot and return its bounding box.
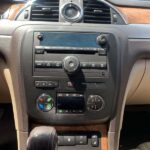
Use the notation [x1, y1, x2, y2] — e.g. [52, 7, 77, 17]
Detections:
[120, 106, 150, 150]
[0, 104, 17, 150]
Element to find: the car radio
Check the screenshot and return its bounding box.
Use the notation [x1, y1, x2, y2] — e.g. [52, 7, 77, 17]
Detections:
[21, 31, 119, 124]
[33, 32, 108, 78]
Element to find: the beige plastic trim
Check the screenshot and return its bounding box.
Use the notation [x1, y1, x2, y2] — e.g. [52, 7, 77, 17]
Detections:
[108, 59, 146, 150]
[3, 69, 28, 150]
[17, 131, 28, 150]
[126, 60, 146, 104]
[127, 59, 150, 105]
[4, 69, 19, 130]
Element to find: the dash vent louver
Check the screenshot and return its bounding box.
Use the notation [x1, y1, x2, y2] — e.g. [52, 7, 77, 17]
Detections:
[30, 0, 59, 22]
[83, 0, 111, 24]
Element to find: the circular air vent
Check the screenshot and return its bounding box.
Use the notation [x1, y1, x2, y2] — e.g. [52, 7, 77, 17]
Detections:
[61, 3, 83, 22]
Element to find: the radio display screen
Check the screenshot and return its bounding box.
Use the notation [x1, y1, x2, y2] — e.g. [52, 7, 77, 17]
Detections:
[40, 32, 100, 48]
[56, 93, 85, 113]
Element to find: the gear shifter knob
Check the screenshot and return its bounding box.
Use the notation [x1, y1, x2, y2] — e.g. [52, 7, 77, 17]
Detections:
[27, 126, 58, 150]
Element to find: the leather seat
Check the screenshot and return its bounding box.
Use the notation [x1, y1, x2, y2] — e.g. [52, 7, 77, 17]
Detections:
[131, 142, 150, 150]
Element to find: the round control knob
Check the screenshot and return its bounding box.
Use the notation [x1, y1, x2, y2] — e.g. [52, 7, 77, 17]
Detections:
[97, 35, 107, 46]
[37, 34, 44, 41]
[87, 95, 105, 111]
[37, 93, 54, 112]
[63, 56, 80, 74]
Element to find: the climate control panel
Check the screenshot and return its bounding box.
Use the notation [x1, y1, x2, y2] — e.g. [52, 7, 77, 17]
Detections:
[37, 93, 105, 114]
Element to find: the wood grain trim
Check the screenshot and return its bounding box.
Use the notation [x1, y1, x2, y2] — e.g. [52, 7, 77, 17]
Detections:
[7, 4, 25, 20]
[0, 3, 25, 20]
[32, 124, 108, 150]
[117, 7, 150, 24]
[1, 2, 150, 24]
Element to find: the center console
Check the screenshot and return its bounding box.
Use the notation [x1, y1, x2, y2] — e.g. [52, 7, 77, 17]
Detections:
[21, 30, 120, 125]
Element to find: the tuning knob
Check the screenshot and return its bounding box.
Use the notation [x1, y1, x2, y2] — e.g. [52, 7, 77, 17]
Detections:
[63, 56, 80, 74]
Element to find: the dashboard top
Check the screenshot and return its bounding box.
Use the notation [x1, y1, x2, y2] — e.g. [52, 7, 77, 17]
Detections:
[1, 0, 150, 25]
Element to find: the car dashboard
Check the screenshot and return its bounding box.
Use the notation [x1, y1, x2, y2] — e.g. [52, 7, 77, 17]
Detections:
[0, 0, 150, 150]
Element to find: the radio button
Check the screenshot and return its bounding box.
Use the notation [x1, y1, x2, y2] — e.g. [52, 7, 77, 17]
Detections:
[35, 46, 45, 54]
[45, 62, 52, 68]
[35, 61, 45, 68]
[51, 62, 57, 67]
[100, 62, 107, 69]
[81, 62, 107, 69]
[44, 61, 62, 68]
[91, 63, 97, 68]
[54, 61, 62, 68]
[35, 48, 44, 54]
[80, 62, 91, 69]
[98, 48, 107, 55]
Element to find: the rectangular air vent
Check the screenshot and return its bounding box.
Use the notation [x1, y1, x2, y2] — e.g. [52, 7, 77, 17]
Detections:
[30, 0, 59, 22]
[83, 0, 111, 24]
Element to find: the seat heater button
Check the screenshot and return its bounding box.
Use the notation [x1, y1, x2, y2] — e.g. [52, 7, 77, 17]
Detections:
[58, 136, 64, 146]
[64, 136, 75, 146]
[91, 135, 99, 147]
[76, 136, 87, 145]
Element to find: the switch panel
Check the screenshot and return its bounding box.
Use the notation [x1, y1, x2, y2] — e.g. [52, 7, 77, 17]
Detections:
[57, 131, 101, 150]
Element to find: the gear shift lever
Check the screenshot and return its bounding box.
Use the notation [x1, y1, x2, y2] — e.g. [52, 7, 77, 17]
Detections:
[27, 126, 58, 150]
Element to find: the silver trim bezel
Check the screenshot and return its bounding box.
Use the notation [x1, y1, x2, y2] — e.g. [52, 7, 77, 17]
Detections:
[60, 3, 83, 23]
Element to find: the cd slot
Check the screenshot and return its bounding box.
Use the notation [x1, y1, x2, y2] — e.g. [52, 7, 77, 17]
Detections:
[35, 46, 106, 55]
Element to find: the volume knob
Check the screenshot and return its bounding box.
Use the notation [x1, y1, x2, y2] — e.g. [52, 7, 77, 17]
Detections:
[97, 35, 107, 46]
[63, 56, 80, 74]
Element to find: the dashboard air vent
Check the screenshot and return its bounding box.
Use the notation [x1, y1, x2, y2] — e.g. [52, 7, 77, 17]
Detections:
[83, 0, 111, 24]
[30, 0, 59, 22]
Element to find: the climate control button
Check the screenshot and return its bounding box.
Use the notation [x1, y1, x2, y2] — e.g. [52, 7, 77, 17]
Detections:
[87, 95, 105, 111]
[37, 93, 54, 112]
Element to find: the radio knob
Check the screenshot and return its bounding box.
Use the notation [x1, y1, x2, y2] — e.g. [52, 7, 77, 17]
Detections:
[63, 56, 80, 74]
[87, 95, 105, 111]
[97, 35, 107, 46]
